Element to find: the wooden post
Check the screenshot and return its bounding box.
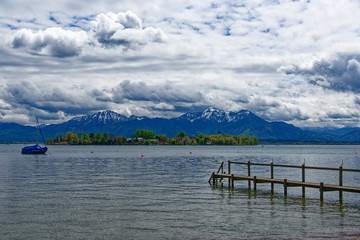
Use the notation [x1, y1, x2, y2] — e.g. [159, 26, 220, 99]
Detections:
[270, 162, 274, 193]
[284, 179, 287, 197]
[320, 182, 324, 202]
[231, 174, 234, 189]
[212, 172, 215, 186]
[339, 166, 343, 203]
[254, 176, 257, 191]
[228, 161, 231, 187]
[302, 164, 305, 198]
[248, 161, 251, 190]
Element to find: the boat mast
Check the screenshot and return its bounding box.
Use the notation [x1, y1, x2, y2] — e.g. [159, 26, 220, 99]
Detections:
[36, 117, 39, 145]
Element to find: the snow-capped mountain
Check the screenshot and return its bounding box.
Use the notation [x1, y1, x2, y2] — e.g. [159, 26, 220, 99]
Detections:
[177, 107, 263, 123]
[0, 107, 350, 142]
[70, 110, 128, 124]
[128, 115, 149, 121]
[67, 110, 149, 126]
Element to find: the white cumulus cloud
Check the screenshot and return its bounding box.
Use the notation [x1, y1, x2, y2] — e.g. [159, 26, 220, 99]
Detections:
[92, 11, 166, 49]
[11, 27, 89, 57]
[9, 11, 166, 57]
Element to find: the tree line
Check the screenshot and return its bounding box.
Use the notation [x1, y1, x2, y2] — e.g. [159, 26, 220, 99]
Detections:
[47, 129, 258, 146]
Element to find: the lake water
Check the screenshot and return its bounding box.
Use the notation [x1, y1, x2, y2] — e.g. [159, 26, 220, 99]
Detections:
[0, 144, 359, 239]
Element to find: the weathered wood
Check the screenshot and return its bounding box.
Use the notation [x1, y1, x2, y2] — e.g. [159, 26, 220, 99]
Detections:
[231, 174, 234, 188]
[270, 162, 274, 193]
[230, 161, 360, 172]
[302, 164, 305, 198]
[217, 162, 224, 174]
[228, 161, 231, 187]
[320, 182, 324, 201]
[247, 161, 251, 190]
[339, 166, 343, 203]
[254, 176, 257, 191]
[211, 160, 360, 203]
[211, 173, 360, 193]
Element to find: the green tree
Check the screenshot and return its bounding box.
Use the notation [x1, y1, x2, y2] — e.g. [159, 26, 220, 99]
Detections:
[215, 137, 225, 145]
[82, 132, 91, 144]
[170, 138, 177, 145]
[95, 132, 103, 144]
[134, 129, 155, 139]
[240, 135, 250, 145]
[224, 135, 235, 145]
[116, 136, 127, 145]
[176, 132, 187, 138]
[108, 133, 115, 145]
[89, 133, 96, 143]
[195, 133, 208, 145]
[65, 131, 73, 143]
[155, 134, 168, 145]
[103, 132, 109, 144]
[70, 133, 79, 145]
[47, 138, 54, 145]
[250, 136, 258, 145]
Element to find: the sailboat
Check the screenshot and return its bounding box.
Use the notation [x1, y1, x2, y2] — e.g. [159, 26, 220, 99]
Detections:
[21, 117, 48, 154]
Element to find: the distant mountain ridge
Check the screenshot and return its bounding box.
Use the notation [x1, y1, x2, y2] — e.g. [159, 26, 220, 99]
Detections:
[176, 107, 256, 123]
[1, 107, 360, 143]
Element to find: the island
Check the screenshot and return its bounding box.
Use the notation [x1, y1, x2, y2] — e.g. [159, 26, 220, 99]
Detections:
[47, 129, 258, 146]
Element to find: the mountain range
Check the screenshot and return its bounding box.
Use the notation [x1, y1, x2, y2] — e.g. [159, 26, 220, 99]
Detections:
[1, 107, 360, 143]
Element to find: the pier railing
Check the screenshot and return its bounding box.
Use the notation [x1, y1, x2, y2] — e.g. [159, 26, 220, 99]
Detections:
[209, 161, 360, 203]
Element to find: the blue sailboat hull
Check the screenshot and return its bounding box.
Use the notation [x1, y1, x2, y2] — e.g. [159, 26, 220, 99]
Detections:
[21, 144, 48, 154]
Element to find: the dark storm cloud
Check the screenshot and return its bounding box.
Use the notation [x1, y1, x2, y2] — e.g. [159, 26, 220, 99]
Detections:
[279, 53, 360, 93]
[111, 80, 204, 104]
[1, 81, 109, 116]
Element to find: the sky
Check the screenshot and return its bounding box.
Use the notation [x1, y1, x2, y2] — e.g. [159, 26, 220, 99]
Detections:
[0, 0, 360, 128]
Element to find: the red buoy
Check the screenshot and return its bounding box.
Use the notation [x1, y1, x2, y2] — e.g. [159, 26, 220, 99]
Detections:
[141, 154, 144, 157]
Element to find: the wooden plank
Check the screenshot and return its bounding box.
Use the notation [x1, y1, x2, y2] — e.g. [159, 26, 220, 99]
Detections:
[229, 161, 360, 172]
[212, 161, 360, 203]
[211, 173, 360, 193]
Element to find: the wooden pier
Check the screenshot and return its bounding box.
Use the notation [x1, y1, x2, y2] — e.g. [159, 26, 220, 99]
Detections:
[209, 161, 360, 203]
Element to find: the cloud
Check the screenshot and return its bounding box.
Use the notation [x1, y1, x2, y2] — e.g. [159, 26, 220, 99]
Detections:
[278, 53, 360, 93]
[1, 1, 360, 129]
[9, 11, 166, 57]
[92, 11, 166, 49]
[11, 27, 89, 57]
[0, 81, 110, 120]
[111, 80, 204, 105]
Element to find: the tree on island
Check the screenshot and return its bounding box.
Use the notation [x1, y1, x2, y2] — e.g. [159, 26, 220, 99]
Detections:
[47, 130, 258, 146]
[134, 129, 156, 139]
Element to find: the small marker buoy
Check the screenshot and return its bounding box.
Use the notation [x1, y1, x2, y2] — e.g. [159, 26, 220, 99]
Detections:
[190, 152, 192, 154]
[49, 152, 51, 155]
[141, 155, 144, 157]
[356, 152, 357, 154]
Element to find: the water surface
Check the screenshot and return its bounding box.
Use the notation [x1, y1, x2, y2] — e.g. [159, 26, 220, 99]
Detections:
[0, 145, 359, 239]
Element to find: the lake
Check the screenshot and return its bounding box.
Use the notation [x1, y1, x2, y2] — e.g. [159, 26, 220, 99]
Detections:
[0, 144, 359, 239]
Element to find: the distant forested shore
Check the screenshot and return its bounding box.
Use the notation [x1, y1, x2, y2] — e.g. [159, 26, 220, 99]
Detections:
[47, 129, 258, 146]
